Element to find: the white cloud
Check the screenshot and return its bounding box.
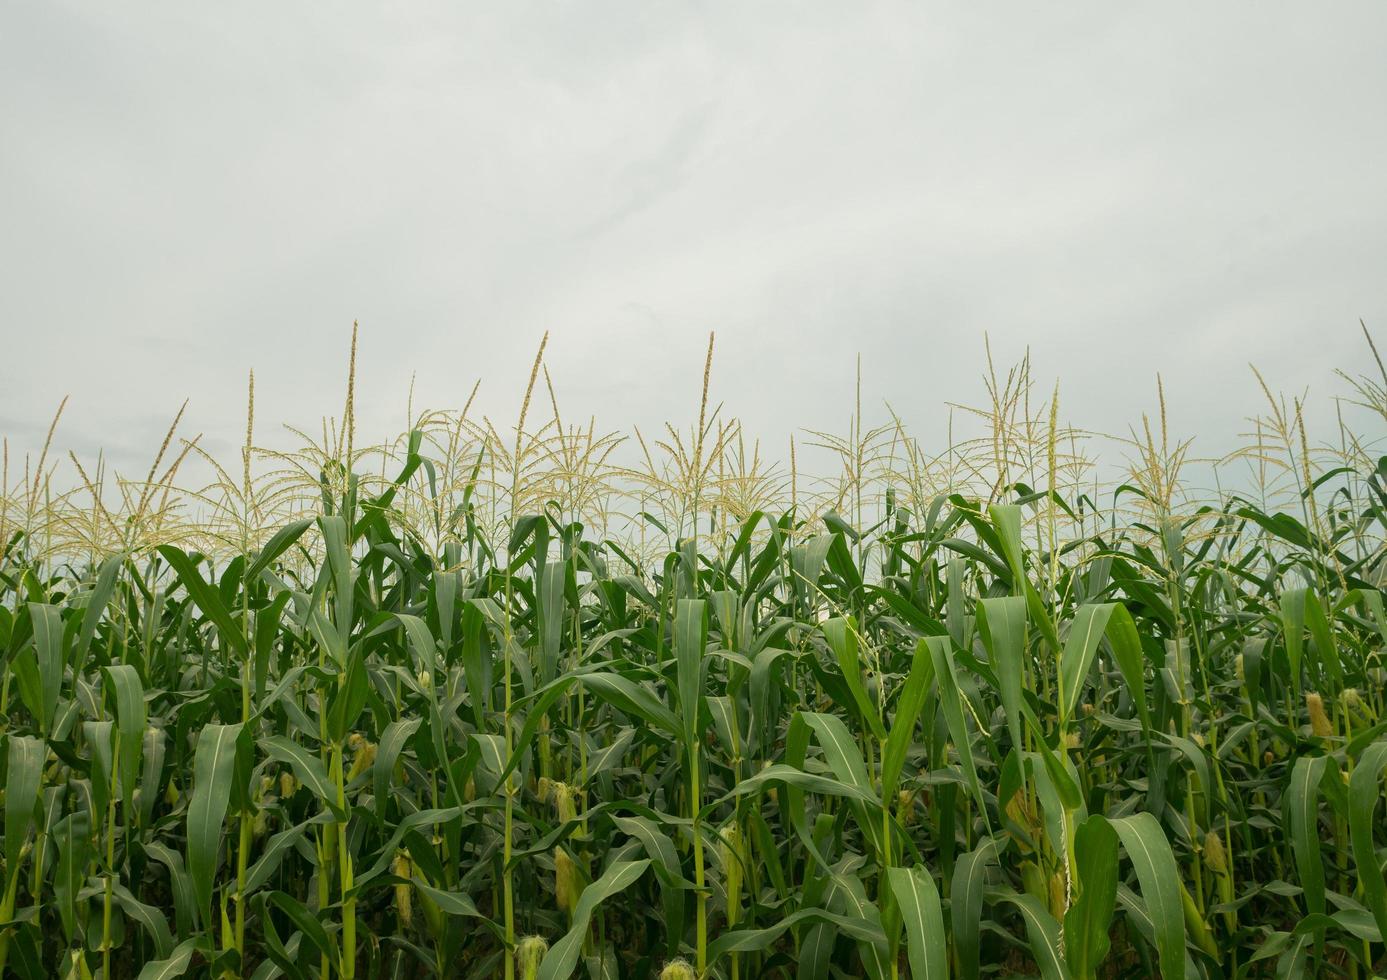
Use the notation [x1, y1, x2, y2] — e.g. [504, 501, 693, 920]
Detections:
[2, 1, 1383, 484]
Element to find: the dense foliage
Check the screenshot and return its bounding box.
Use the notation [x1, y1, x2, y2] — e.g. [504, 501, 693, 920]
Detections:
[2, 338, 1386, 979]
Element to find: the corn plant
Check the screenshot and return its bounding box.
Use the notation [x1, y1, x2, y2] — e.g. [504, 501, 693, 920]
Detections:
[0, 331, 1385, 978]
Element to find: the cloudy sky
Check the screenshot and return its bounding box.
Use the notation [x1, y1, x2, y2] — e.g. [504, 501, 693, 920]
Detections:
[3, 2, 1384, 486]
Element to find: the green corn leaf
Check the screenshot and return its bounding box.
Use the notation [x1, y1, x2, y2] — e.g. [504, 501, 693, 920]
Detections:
[923, 635, 988, 824]
[74, 555, 122, 671]
[156, 547, 247, 657]
[1287, 754, 1331, 916]
[25, 603, 64, 735]
[111, 879, 175, 959]
[135, 937, 204, 980]
[1103, 604, 1150, 732]
[820, 616, 887, 741]
[994, 890, 1072, 980]
[246, 518, 315, 582]
[612, 814, 690, 956]
[374, 717, 422, 819]
[1065, 815, 1119, 979]
[675, 598, 709, 753]
[987, 503, 1026, 584]
[265, 889, 338, 970]
[582, 673, 680, 736]
[887, 865, 948, 980]
[952, 840, 998, 980]
[52, 810, 90, 943]
[1279, 588, 1308, 685]
[103, 664, 145, 812]
[260, 735, 348, 820]
[1348, 741, 1387, 946]
[187, 723, 244, 922]
[881, 638, 935, 799]
[976, 595, 1028, 749]
[1058, 603, 1115, 727]
[538, 859, 651, 980]
[1105, 813, 1186, 980]
[709, 906, 887, 961]
[3, 735, 43, 885]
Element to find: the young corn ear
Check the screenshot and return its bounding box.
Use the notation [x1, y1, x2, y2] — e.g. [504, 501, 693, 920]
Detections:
[392, 851, 413, 927]
[1305, 692, 1333, 738]
[220, 890, 234, 953]
[1047, 870, 1067, 920]
[1006, 790, 1038, 854]
[516, 935, 549, 980]
[253, 775, 274, 837]
[1342, 687, 1373, 723]
[1020, 860, 1046, 901]
[552, 781, 578, 823]
[660, 959, 697, 980]
[346, 735, 376, 782]
[1203, 829, 1226, 874]
[555, 848, 580, 921]
[719, 822, 745, 927]
[419, 885, 445, 940]
[897, 789, 915, 826]
[1180, 880, 1219, 958]
[1204, 830, 1235, 931]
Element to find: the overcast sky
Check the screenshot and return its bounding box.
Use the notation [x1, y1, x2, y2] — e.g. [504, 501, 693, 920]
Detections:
[3, 2, 1384, 487]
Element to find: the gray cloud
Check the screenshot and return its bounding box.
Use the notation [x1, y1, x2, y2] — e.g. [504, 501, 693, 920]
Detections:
[2, 1, 1384, 484]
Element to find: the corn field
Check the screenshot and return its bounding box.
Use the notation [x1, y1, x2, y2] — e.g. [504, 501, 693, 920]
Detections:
[2, 330, 1387, 979]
